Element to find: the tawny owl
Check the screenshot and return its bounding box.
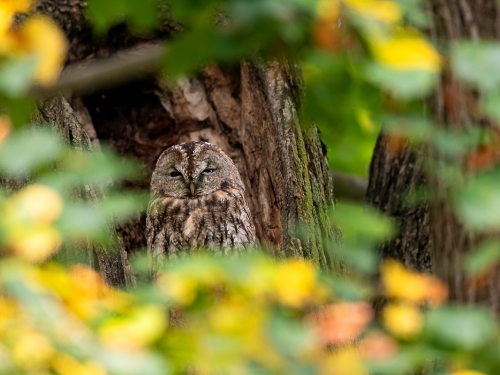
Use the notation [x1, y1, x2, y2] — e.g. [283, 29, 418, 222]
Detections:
[146, 141, 256, 272]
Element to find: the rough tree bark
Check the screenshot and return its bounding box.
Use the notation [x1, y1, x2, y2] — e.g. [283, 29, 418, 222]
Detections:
[39, 95, 132, 287]
[365, 135, 431, 273]
[35, 0, 340, 284]
[367, 0, 500, 310]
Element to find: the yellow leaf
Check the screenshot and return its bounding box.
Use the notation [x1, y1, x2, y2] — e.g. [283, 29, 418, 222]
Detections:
[317, 0, 340, 20]
[382, 302, 423, 339]
[0, 296, 17, 334]
[274, 259, 318, 308]
[0, 0, 33, 13]
[344, 0, 401, 24]
[99, 305, 166, 351]
[13, 330, 55, 368]
[53, 353, 106, 375]
[69, 265, 130, 316]
[209, 301, 264, 336]
[381, 260, 447, 304]
[452, 371, 488, 375]
[356, 108, 376, 133]
[0, 0, 32, 42]
[36, 264, 130, 320]
[14, 184, 63, 224]
[11, 225, 62, 262]
[17, 15, 67, 84]
[0, 9, 13, 49]
[242, 259, 276, 299]
[370, 35, 441, 72]
[322, 347, 368, 375]
[0, 115, 10, 145]
[158, 272, 198, 305]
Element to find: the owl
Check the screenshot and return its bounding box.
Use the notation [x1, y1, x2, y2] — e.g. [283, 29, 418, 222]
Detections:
[146, 141, 256, 273]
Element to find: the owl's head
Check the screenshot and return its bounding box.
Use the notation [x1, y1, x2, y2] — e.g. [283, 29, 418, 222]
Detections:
[151, 141, 245, 198]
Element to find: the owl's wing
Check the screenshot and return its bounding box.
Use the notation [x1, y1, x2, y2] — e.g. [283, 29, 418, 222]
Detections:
[146, 197, 168, 277]
[221, 190, 256, 251]
[238, 203, 257, 247]
[244, 205, 256, 241]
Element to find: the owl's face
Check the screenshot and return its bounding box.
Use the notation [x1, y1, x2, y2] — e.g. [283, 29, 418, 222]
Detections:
[151, 141, 244, 199]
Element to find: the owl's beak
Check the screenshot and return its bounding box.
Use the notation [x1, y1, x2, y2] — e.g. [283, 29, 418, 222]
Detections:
[189, 182, 195, 196]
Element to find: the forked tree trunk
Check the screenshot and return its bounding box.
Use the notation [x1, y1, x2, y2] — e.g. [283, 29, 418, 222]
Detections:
[367, 0, 500, 311]
[35, 0, 340, 285]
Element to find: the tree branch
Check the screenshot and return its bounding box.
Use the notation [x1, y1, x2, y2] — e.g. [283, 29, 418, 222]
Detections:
[31, 43, 166, 96]
[331, 170, 367, 203]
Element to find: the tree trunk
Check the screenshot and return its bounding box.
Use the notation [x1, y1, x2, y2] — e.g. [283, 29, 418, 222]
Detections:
[367, 0, 500, 310]
[35, 0, 340, 283]
[365, 134, 431, 273]
[39, 95, 132, 287]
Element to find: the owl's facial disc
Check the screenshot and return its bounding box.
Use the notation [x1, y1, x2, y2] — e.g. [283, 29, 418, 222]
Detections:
[165, 163, 219, 198]
[152, 141, 244, 200]
[185, 163, 219, 197]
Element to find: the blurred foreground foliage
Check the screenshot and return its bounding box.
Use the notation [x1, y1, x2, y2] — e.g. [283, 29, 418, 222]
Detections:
[2, 0, 500, 375]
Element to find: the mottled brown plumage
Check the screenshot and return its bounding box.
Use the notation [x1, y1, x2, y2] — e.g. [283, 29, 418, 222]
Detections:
[146, 141, 255, 273]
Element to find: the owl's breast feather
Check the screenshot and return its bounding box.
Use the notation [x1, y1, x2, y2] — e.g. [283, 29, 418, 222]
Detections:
[182, 208, 203, 242]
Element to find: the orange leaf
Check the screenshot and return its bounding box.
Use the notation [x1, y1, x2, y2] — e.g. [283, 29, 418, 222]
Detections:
[307, 302, 373, 345]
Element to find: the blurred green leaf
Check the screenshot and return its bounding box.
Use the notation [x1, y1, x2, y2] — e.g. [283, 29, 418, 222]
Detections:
[101, 192, 149, 221]
[384, 115, 485, 156]
[481, 92, 500, 123]
[452, 41, 500, 92]
[302, 53, 382, 174]
[0, 127, 63, 176]
[97, 350, 168, 375]
[395, 0, 429, 27]
[57, 203, 108, 239]
[168, 0, 218, 25]
[86, 0, 159, 33]
[367, 345, 436, 375]
[0, 58, 36, 96]
[464, 240, 500, 275]
[328, 243, 378, 274]
[383, 115, 434, 142]
[268, 312, 316, 356]
[424, 306, 496, 350]
[332, 203, 394, 244]
[432, 128, 483, 157]
[326, 275, 372, 300]
[59, 148, 141, 186]
[454, 171, 500, 231]
[364, 63, 438, 100]
[53, 192, 146, 240]
[0, 95, 37, 127]
[163, 27, 222, 77]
